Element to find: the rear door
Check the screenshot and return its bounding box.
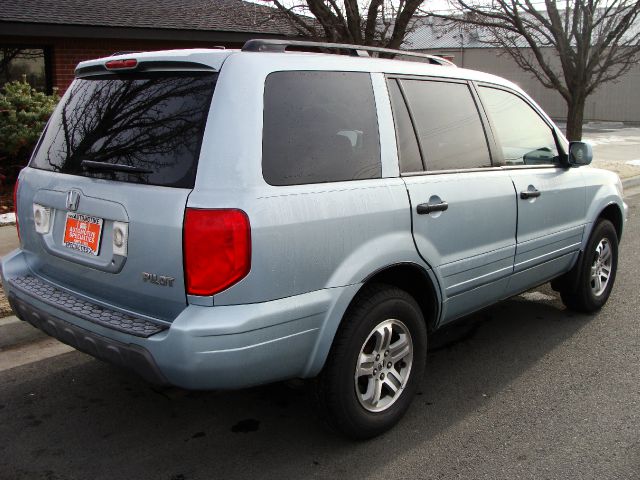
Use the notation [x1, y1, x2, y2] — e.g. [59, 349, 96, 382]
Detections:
[476, 85, 586, 292]
[388, 77, 517, 324]
[19, 65, 218, 320]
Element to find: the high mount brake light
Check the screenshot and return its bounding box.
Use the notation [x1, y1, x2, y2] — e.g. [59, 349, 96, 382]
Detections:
[183, 209, 251, 297]
[105, 59, 138, 70]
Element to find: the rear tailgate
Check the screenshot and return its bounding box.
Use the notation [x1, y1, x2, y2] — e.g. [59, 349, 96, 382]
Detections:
[16, 54, 223, 321]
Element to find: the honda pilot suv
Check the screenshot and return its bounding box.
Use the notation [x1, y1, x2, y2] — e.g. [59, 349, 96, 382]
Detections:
[1, 40, 627, 439]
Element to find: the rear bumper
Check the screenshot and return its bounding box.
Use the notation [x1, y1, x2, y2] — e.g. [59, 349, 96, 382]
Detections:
[8, 293, 169, 385]
[1, 249, 357, 390]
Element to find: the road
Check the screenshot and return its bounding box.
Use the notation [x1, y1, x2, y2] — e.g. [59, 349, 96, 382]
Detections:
[0, 192, 638, 480]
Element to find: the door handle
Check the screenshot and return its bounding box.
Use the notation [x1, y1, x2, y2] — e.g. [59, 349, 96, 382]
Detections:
[520, 189, 541, 200]
[417, 201, 449, 214]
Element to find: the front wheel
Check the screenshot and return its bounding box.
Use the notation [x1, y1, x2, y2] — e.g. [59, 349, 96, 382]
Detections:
[312, 284, 427, 439]
[561, 219, 619, 313]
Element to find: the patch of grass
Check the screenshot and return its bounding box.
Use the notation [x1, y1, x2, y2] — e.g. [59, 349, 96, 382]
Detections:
[0, 280, 13, 318]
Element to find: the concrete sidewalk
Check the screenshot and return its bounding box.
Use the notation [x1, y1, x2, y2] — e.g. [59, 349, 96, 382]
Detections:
[0, 229, 75, 366]
[0, 226, 18, 317]
[584, 125, 640, 179]
[0, 315, 74, 372]
[0, 224, 18, 258]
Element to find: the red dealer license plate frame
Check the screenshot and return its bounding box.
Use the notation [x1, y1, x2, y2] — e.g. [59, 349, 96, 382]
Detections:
[62, 212, 103, 256]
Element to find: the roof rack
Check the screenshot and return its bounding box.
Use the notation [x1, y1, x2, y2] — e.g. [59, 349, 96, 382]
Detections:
[241, 39, 456, 67]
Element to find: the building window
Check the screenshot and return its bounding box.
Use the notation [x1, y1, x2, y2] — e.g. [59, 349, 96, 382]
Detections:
[0, 47, 51, 92]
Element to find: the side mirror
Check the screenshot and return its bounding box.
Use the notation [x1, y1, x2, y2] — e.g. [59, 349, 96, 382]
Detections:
[568, 141, 593, 166]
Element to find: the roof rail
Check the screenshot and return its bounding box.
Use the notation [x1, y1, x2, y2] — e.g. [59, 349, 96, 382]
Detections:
[241, 39, 456, 67]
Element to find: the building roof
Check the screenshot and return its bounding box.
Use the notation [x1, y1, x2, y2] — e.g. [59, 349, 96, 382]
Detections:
[403, 13, 640, 51]
[403, 17, 500, 50]
[0, 0, 299, 36]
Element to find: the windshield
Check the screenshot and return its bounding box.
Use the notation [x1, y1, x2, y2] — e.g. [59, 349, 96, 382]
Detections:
[30, 72, 217, 188]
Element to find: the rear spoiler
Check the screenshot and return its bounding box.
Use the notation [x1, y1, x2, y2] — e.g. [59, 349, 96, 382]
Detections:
[75, 60, 216, 78]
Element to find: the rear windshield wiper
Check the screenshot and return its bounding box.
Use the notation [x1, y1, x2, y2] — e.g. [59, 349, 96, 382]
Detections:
[81, 160, 153, 174]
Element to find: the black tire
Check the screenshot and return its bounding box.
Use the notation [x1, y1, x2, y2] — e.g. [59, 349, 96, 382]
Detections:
[312, 283, 427, 440]
[561, 219, 619, 313]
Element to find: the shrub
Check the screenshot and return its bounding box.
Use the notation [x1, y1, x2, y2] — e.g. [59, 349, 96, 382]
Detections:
[0, 77, 59, 186]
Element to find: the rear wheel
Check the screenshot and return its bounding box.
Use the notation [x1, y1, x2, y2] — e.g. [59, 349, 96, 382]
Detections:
[313, 284, 427, 439]
[561, 219, 618, 313]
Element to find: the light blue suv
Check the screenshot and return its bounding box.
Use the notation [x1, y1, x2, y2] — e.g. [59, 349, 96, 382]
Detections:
[1, 40, 627, 439]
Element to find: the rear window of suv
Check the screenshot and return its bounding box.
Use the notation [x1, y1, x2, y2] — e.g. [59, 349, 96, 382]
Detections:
[262, 71, 381, 186]
[30, 72, 217, 188]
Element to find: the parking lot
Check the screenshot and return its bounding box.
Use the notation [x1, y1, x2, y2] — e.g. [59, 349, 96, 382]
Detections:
[1, 125, 639, 479]
[0, 187, 638, 479]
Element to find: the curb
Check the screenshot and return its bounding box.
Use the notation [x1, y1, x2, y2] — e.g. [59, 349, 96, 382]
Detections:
[0, 316, 20, 326]
[622, 175, 640, 189]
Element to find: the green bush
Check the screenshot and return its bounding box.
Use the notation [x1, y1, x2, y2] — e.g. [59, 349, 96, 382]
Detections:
[0, 77, 59, 182]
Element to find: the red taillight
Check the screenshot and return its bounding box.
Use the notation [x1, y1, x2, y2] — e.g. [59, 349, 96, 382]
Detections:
[183, 209, 251, 296]
[13, 179, 19, 240]
[105, 59, 137, 70]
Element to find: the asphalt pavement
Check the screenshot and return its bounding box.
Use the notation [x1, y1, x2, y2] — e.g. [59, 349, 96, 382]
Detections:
[0, 192, 638, 480]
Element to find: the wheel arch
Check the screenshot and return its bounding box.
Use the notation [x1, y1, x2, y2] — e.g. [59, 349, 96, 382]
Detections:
[597, 203, 624, 240]
[302, 262, 442, 378]
[552, 202, 623, 294]
[361, 262, 441, 334]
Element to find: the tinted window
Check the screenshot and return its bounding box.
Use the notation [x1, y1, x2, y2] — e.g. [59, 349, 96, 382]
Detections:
[263, 71, 381, 185]
[479, 86, 559, 166]
[388, 79, 423, 173]
[30, 72, 216, 188]
[400, 80, 491, 171]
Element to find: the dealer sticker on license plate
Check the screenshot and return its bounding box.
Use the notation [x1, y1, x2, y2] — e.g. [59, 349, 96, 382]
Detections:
[63, 212, 103, 256]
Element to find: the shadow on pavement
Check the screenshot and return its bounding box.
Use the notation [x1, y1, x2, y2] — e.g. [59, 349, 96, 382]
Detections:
[0, 292, 590, 480]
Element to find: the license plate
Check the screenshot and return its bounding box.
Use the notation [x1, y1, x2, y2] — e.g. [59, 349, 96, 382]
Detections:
[63, 213, 103, 256]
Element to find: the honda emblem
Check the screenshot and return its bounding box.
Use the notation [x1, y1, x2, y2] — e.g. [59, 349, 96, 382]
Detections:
[66, 190, 80, 212]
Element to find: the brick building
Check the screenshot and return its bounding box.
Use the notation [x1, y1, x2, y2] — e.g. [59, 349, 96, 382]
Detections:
[0, 0, 299, 94]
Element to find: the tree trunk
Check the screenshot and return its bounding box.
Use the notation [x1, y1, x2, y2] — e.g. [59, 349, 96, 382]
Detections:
[565, 96, 586, 141]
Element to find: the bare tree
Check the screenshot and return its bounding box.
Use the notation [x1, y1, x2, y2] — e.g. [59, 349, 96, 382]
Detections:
[265, 0, 425, 50]
[41, 75, 214, 180]
[429, 0, 640, 140]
